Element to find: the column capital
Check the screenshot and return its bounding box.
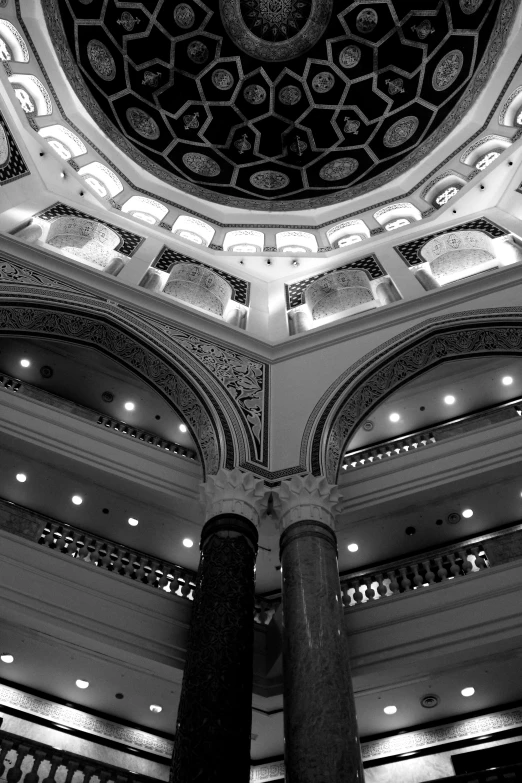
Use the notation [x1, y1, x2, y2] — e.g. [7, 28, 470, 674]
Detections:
[200, 468, 270, 528]
[272, 473, 342, 531]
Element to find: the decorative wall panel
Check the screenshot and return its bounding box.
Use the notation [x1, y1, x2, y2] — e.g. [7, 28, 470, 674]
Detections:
[286, 255, 384, 309]
[394, 217, 507, 266]
[0, 107, 29, 184]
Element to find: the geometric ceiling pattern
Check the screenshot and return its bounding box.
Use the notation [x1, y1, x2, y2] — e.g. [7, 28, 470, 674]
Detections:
[44, 1, 514, 210]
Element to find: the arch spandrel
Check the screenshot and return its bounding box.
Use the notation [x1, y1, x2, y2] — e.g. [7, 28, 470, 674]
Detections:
[302, 310, 522, 483]
[0, 256, 269, 476]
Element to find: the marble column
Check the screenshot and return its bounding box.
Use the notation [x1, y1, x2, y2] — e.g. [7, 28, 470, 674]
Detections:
[274, 474, 364, 783]
[172, 468, 269, 783]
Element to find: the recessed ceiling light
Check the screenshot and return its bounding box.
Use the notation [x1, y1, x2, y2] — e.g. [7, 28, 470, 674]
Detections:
[347, 543, 358, 552]
[183, 538, 194, 548]
[75, 679, 89, 689]
[461, 687, 475, 697]
[462, 509, 473, 518]
[72, 495, 83, 505]
[124, 402, 135, 411]
[128, 517, 139, 527]
[20, 359, 30, 368]
[383, 705, 397, 715]
[444, 395, 456, 405]
[389, 413, 400, 423]
[502, 376, 514, 386]
[15, 473, 27, 483]
[179, 423, 188, 433]
[149, 704, 162, 713]
[1, 654, 14, 664]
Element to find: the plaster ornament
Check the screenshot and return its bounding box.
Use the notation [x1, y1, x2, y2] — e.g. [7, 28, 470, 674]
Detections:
[411, 20, 434, 39]
[187, 40, 209, 64]
[182, 152, 221, 177]
[200, 468, 271, 527]
[163, 263, 232, 316]
[0, 124, 12, 165]
[339, 45, 361, 68]
[386, 77, 405, 96]
[290, 136, 307, 155]
[433, 50, 464, 92]
[271, 473, 343, 530]
[142, 71, 162, 88]
[174, 4, 195, 28]
[211, 69, 234, 90]
[383, 115, 419, 148]
[87, 40, 116, 81]
[356, 8, 378, 33]
[278, 85, 301, 105]
[460, 0, 484, 13]
[235, 133, 251, 154]
[311, 71, 335, 93]
[117, 12, 140, 31]
[305, 268, 374, 320]
[244, 84, 266, 104]
[319, 157, 358, 181]
[126, 107, 160, 139]
[183, 111, 200, 130]
[344, 118, 360, 134]
[250, 170, 289, 190]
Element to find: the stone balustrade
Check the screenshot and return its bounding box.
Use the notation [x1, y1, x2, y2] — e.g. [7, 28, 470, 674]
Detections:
[0, 729, 160, 783]
[342, 396, 522, 470]
[430, 763, 522, 782]
[0, 372, 198, 462]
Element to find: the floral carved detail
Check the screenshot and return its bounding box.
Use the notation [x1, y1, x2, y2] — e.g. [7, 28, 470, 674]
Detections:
[201, 468, 270, 525]
[272, 473, 342, 530]
[383, 116, 419, 148]
[433, 50, 464, 92]
[87, 39, 116, 81]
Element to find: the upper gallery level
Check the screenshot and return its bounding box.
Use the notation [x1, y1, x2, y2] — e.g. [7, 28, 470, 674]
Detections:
[0, 2, 521, 346]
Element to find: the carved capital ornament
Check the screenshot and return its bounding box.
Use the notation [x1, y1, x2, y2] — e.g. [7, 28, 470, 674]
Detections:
[272, 473, 342, 530]
[200, 467, 271, 527]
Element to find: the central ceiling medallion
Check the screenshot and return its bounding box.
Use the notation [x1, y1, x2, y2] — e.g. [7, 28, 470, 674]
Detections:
[219, 0, 333, 61]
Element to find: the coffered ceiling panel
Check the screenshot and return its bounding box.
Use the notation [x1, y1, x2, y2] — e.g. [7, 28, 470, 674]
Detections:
[43, 0, 515, 210]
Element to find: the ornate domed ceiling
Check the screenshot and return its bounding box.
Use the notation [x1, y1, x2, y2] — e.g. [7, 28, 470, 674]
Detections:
[43, 0, 514, 211]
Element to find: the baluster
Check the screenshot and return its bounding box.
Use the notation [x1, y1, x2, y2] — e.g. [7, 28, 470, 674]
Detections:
[412, 563, 424, 588]
[63, 759, 79, 783]
[181, 575, 194, 600]
[0, 739, 13, 777]
[470, 545, 487, 570]
[387, 570, 400, 595]
[155, 565, 170, 591]
[376, 573, 388, 598]
[398, 567, 411, 591]
[350, 580, 362, 605]
[68, 533, 86, 559]
[118, 551, 132, 577]
[435, 556, 449, 581]
[423, 559, 436, 585]
[458, 548, 473, 574]
[448, 552, 461, 578]
[5, 743, 28, 783]
[96, 543, 110, 569]
[83, 539, 101, 564]
[107, 546, 120, 572]
[60, 528, 75, 554]
[340, 581, 352, 607]
[38, 524, 56, 548]
[41, 755, 62, 783]
[132, 557, 148, 582]
[49, 526, 63, 550]
[141, 559, 154, 585]
[357, 579, 367, 604]
[97, 768, 111, 783]
[24, 749, 46, 783]
[81, 764, 97, 783]
[361, 576, 374, 601]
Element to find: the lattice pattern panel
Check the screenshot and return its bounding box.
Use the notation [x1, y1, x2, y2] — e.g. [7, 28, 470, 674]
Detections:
[152, 247, 250, 306]
[285, 255, 384, 310]
[395, 218, 507, 266]
[35, 203, 145, 256]
[0, 110, 29, 184]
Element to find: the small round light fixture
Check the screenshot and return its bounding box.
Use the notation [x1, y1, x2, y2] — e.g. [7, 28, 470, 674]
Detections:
[128, 517, 139, 527]
[462, 508, 474, 519]
[150, 704, 162, 713]
[124, 402, 135, 411]
[347, 543, 358, 552]
[421, 694, 439, 709]
[444, 395, 456, 405]
[389, 413, 400, 423]
[72, 495, 83, 506]
[461, 687, 475, 698]
[1, 654, 14, 664]
[16, 473, 27, 483]
[179, 423, 188, 433]
[75, 679, 89, 689]
[183, 538, 194, 548]
[20, 359, 30, 368]
[383, 705, 397, 715]
[502, 376, 514, 386]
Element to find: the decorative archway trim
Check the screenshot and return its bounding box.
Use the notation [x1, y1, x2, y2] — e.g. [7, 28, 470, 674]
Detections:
[0, 255, 267, 476]
[302, 308, 522, 483]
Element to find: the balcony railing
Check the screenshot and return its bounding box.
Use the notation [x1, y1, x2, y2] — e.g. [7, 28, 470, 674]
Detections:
[0, 372, 198, 461]
[0, 729, 162, 783]
[342, 397, 522, 470]
[429, 763, 522, 782]
[0, 497, 271, 624]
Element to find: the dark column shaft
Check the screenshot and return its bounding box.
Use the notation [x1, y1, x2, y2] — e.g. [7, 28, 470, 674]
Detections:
[172, 514, 258, 783]
[280, 520, 364, 783]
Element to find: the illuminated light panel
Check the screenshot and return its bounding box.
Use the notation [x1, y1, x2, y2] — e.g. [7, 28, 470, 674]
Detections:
[124, 402, 135, 411]
[444, 395, 456, 405]
[150, 704, 162, 713]
[383, 705, 397, 715]
[183, 538, 194, 548]
[502, 376, 514, 385]
[15, 473, 27, 483]
[128, 518, 139, 527]
[347, 543, 358, 552]
[76, 679, 89, 689]
[461, 687, 475, 697]
[179, 423, 188, 433]
[20, 359, 30, 367]
[72, 495, 83, 505]
[389, 413, 400, 423]
[462, 509, 473, 519]
[0, 654, 14, 663]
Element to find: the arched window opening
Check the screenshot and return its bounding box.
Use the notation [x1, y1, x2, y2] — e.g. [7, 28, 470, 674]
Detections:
[0, 21, 29, 62]
[122, 196, 168, 226]
[78, 162, 123, 199]
[460, 135, 511, 169]
[385, 218, 411, 231]
[374, 203, 421, 230]
[276, 231, 318, 254]
[172, 216, 215, 247]
[39, 125, 87, 160]
[499, 86, 522, 127]
[224, 229, 264, 253]
[9, 74, 52, 116]
[326, 219, 370, 249]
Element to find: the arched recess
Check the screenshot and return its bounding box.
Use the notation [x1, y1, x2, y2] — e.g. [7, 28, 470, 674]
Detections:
[0, 260, 267, 475]
[303, 310, 522, 483]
